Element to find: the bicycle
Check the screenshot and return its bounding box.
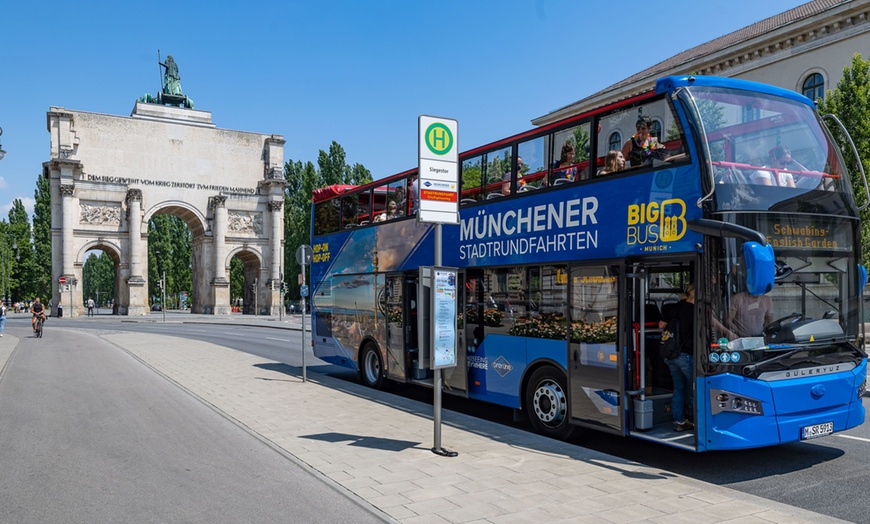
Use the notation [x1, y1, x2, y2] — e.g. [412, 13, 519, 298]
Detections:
[34, 315, 44, 338]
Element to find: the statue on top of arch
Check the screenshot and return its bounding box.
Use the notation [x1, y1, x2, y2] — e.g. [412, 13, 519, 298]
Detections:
[137, 51, 195, 109]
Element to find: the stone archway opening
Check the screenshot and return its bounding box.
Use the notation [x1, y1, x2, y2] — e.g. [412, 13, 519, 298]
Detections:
[80, 244, 121, 315]
[146, 205, 203, 314]
[229, 250, 263, 315]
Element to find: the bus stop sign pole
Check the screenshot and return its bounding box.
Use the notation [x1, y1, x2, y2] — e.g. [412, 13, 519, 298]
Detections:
[418, 115, 459, 457]
[296, 244, 313, 383]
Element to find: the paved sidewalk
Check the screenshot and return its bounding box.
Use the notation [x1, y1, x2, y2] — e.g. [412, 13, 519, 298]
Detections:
[71, 328, 844, 524]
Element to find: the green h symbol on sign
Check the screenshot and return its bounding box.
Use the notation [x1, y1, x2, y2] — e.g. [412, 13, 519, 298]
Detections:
[425, 123, 453, 156]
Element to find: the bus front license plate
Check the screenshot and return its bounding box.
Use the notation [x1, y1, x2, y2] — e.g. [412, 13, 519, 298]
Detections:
[801, 421, 833, 440]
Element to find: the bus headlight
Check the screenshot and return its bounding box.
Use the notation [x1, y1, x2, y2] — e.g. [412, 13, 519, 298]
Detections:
[859, 379, 866, 399]
[710, 388, 764, 416]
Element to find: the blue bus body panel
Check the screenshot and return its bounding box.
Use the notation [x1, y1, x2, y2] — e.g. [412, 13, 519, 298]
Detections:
[704, 359, 866, 450]
[467, 335, 567, 408]
[444, 165, 704, 267]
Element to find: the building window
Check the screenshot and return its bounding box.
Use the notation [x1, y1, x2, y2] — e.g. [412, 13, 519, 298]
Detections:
[608, 132, 621, 152]
[802, 73, 825, 102]
[650, 120, 662, 142]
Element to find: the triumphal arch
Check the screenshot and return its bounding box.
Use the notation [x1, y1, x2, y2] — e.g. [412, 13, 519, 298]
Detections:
[43, 64, 285, 316]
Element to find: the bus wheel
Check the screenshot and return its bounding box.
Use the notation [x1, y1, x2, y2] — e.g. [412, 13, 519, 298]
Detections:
[525, 366, 575, 440]
[360, 343, 385, 389]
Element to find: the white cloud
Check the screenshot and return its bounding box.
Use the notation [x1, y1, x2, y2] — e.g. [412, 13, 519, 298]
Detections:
[0, 176, 8, 190]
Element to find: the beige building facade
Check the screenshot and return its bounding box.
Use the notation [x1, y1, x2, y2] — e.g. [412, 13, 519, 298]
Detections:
[43, 103, 285, 317]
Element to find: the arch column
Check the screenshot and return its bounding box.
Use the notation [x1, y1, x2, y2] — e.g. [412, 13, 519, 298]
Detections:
[267, 200, 284, 315]
[211, 195, 230, 314]
[59, 184, 80, 316]
[125, 189, 147, 315]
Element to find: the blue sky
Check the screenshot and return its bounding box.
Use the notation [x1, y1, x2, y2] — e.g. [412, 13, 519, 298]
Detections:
[0, 0, 806, 218]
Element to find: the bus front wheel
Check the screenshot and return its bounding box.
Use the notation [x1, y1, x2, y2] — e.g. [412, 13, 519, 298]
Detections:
[525, 366, 575, 440]
[360, 343, 385, 389]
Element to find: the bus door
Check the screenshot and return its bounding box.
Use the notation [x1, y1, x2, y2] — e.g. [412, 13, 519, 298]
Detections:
[568, 265, 624, 435]
[627, 262, 697, 451]
[385, 273, 407, 382]
[442, 270, 467, 397]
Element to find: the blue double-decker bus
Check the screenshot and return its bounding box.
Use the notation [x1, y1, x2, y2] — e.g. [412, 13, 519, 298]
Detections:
[309, 76, 867, 451]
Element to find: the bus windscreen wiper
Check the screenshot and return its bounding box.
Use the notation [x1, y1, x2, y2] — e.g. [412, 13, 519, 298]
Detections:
[742, 348, 803, 375]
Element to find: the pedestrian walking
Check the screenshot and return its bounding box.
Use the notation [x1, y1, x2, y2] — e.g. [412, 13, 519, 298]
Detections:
[0, 302, 6, 337]
[87, 297, 95, 317]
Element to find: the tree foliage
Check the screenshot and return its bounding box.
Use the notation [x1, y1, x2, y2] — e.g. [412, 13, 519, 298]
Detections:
[283, 142, 371, 300]
[817, 53, 870, 261]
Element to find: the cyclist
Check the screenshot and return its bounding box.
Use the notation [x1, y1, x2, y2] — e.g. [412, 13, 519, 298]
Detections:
[30, 297, 47, 333]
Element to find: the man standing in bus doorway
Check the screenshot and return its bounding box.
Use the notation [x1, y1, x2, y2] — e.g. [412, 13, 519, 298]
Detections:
[658, 284, 695, 432]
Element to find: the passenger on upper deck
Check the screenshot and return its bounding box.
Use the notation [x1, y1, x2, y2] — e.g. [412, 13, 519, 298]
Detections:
[751, 146, 801, 188]
[550, 142, 577, 185]
[622, 116, 667, 168]
[502, 157, 524, 195]
[395, 186, 407, 213]
[375, 201, 400, 222]
[598, 150, 626, 176]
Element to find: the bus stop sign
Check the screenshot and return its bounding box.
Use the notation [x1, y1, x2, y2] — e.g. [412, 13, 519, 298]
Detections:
[296, 244, 313, 266]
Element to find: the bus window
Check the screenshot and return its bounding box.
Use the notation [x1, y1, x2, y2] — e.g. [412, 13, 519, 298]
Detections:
[461, 155, 484, 204]
[517, 137, 545, 191]
[357, 189, 372, 225]
[340, 193, 360, 229]
[485, 147, 511, 200]
[551, 123, 591, 184]
[314, 198, 339, 235]
[597, 98, 687, 172]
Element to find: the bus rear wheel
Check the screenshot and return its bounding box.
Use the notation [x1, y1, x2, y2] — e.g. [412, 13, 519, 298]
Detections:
[360, 343, 385, 389]
[525, 366, 575, 440]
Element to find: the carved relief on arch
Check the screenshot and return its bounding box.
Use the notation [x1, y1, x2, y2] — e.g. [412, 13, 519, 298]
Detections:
[227, 211, 263, 235]
[60, 184, 75, 197]
[80, 202, 121, 226]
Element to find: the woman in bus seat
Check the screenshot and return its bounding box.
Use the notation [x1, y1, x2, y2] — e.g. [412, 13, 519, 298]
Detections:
[550, 141, 577, 184]
[622, 116, 667, 168]
[374, 201, 399, 222]
[750, 146, 799, 187]
[598, 150, 626, 176]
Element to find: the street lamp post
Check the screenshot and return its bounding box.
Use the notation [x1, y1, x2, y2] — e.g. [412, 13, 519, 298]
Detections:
[0, 127, 6, 161]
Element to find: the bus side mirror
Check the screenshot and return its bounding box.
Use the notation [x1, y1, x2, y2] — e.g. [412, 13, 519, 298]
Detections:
[859, 264, 867, 291]
[743, 241, 775, 296]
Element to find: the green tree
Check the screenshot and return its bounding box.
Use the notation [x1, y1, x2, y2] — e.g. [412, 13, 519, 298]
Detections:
[29, 174, 52, 301]
[7, 200, 31, 302]
[817, 53, 870, 261]
[282, 142, 371, 300]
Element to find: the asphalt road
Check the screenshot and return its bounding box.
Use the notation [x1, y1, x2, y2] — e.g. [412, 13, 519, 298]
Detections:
[0, 322, 386, 524]
[7, 314, 870, 522]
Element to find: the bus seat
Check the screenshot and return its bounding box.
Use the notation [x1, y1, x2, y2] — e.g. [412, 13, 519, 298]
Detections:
[461, 198, 477, 205]
[486, 193, 503, 199]
[359, 220, 369, 226]
[554, 178, 572, 186]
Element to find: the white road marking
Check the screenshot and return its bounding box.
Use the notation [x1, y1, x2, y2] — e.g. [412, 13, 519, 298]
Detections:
[836, 434, 870, 443]
[265, 337, 291, 342]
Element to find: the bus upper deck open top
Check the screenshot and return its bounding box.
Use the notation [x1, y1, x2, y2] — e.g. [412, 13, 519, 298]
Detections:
[309, 76, 867, 451]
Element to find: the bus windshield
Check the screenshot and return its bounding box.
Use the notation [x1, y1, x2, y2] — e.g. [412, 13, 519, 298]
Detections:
[687, 86, 854, 212]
